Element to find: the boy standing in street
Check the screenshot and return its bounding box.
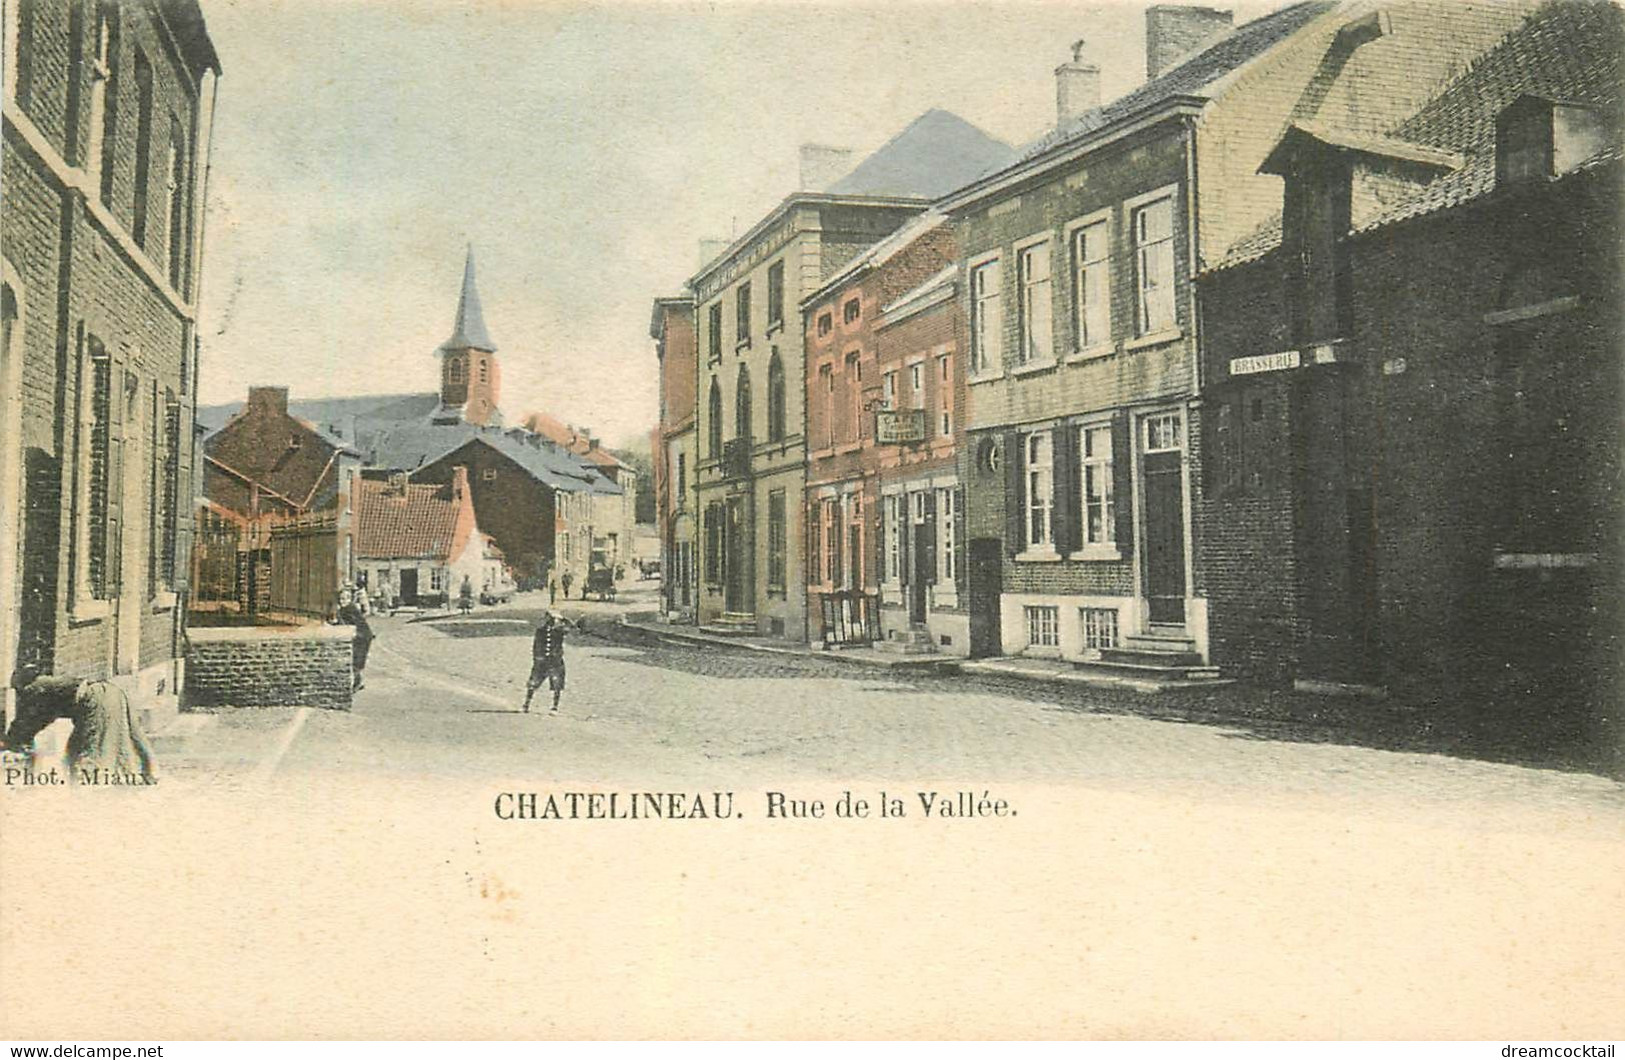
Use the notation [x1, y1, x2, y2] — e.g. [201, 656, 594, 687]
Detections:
[523, 611, 569, 713]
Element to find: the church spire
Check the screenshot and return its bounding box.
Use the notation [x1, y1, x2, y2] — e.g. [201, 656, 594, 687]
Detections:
[441, 245, 496, 353]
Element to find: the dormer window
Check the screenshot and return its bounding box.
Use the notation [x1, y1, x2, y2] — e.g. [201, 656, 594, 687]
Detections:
[1497, 96, 1613, 187]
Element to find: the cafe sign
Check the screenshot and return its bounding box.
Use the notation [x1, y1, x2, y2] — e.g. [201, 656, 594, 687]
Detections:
[875, 407, 927, 444]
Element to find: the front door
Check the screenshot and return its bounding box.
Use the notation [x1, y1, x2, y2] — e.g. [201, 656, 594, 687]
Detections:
[1142, 412, 1186, 627]
[724, 495, 747, 613]
[909, 491, 933, 625]
[965, 538, 1003, 658]
[399, 568, 419, 605]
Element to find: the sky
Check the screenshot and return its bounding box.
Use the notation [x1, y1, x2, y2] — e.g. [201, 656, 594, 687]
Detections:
[196, 0, 1276, 449]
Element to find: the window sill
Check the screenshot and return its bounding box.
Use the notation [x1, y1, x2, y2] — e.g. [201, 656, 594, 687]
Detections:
[967, 370, 1006, 386]
[1065, 344, 1116, 364]
[1009, 359, 1059, 378]
[1123, 328, 1182, 352]
[834, 442, 863, 455]
[766, 320, 785, 338]
[152, 590, 178, 611]
[1015, 548, 1062, 563]
[1067, 546, 1122, 562]
[734, 340, 752, 353]
[70, 599, 113, 623]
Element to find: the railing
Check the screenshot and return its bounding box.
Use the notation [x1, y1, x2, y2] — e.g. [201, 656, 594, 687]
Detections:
[818, 590, 879, 647]
[721, 436, 753, 479]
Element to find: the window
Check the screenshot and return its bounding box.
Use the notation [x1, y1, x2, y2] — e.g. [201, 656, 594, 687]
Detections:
[675, 451, 687, 501]
[1133, 195, 1176, 335]
[844, 352, 861, 443]
[131, 49, 154, 249]
[1079, 424, 1114, 546]
[1024, 431, 1053, 550]
[909, 362, 925, 409]
[843, 297, 860, 324]
[817, 312, 832, 337]
[767, 490, 786, 591]
[821, 499, 841, 586]
[1017, 241, 1053, 364]
[846, 496, 862, 590]
[766, 349, 786, 442]
[482, 467, 496, 481]
[881, 371, 897, 411]
[767, 261, 785, 330]
[969, 258, 1002, 373]
[734, 364, 751, 441]
[707, 303, 723, 362]
[1072, 219, 1109, 351]
[1081, 607, 1118, 649]
[819, 363, 835, 450]
[1144, 411, 1182, 452]
[707, 378, 722, 457]
[431, 567, 448, 592]
[936, 487, 956, 584]
[1024, 605, 1059, 648]
[478, 359, 488, 384]
[165, 119, 187, 290]
[937, 355, 952, 437]
[736, 283, 751, 347]
[884, 495, 901, 582]
[704, 503, 722, 583]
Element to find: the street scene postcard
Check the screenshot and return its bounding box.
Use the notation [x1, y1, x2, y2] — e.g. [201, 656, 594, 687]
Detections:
[0, 0, 1622, 1044]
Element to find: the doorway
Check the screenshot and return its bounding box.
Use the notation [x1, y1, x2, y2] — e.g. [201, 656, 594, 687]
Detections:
[399, 567, 419, 605]
[1141, 411, 1187, 627]
[966, 538, 1003, 657]
[724, 495, 748, 613]
[908, 491, 933, 626]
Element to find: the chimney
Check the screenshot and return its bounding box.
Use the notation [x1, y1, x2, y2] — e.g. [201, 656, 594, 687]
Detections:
[799, 143, 854, 193]
[450, 465, 470, 502]
[1055, 40, 1101, 126]
[698, 238, 730, 270]
[1146, 5, 1233, 80]
[247, 386, 289, 417]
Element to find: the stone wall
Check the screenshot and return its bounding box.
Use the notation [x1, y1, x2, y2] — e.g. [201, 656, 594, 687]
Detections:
[185, 625, 354, 710]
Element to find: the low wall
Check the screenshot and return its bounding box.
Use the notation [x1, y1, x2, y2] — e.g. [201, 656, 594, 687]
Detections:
[186, 624, 355, 710]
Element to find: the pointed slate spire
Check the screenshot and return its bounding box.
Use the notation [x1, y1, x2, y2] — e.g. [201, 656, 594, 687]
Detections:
[441, 245, 496, 353]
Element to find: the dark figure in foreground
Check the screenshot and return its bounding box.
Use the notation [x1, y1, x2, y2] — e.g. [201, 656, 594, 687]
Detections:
[0, 675, 157, 782]
[523, 611, 570, 713]
[337, 585, 374, 691]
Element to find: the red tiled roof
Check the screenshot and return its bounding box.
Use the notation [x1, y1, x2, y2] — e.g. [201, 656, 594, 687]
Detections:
[522, 411, 627, 470]
[354, 478, 462, 560]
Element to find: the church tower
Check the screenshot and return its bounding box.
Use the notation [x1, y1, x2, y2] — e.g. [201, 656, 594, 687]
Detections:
[436, 247, 501, 426]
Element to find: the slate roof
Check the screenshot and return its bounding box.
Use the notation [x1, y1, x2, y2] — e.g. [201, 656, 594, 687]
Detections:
[1213, 0, 1624, 270]
[441, 246, 496, 352]
[196, 393, 437, 436]
[1004, 2, 1338, 172]
[363, 422, 620, 494]
[354, 478, 463, 560]
[825, 109, 1014, 200]
[523, 411, 630, 471]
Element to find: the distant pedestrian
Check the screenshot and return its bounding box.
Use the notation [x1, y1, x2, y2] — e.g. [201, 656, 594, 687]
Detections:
[548, 575, 558, 606]
[522, 611, 570, 713]
[560, 570, 573, 600]
[337, 586, 374, 692]
[458, 575, 475, 613]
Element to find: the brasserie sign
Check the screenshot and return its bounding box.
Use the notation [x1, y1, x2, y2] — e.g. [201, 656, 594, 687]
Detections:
[1229, 350, 1301, 376]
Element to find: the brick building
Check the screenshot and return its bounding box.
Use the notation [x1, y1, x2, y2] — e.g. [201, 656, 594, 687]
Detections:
[354, 466, 504, 609]
[1196, 0, 1622, 733]
[650, 295, 696, 619]
[691, 109, 1009, 640]
[2, 0, 220, 728]
[938, 0, 1544, 670]
[800, 211, 967, 652]
[520, 410, 638, 576]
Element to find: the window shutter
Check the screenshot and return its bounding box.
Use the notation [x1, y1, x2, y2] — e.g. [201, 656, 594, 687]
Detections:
[874, 497, 886, 586]
[1052, 423, 1079, 555]
[954, 486, 968, 588]
[1112, 411, 1133, 555]
[898, 500, 910, 588]
[1002, 430, 1023, 556]
[106, 366, 127, 592]
[922, 491, 937, 586]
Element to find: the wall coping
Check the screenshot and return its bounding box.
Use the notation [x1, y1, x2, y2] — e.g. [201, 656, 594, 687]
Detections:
[188, 624, 355, 643]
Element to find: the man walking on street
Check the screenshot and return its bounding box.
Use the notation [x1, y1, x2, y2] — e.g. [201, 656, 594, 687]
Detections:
[560, 570, 573, 600]
[523, 611, 569, 713]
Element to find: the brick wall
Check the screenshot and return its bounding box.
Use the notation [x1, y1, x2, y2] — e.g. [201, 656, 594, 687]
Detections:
[186, 625, 354, 710]
[417, 441, 555, 582]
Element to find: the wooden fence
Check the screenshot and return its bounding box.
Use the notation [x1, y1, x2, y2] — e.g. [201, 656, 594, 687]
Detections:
[268, 513, 339, 619]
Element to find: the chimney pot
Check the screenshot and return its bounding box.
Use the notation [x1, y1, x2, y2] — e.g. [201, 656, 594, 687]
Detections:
[451, 465, 470, 500]
[1145, 4, 1233, 80]
[798, 143, 855, 193]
